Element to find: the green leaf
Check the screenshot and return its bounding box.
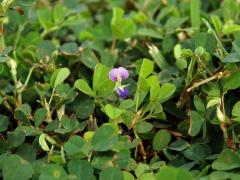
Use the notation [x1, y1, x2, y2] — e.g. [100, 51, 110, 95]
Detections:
[148, 44, 170, 69]
[193, 95, 205, 112]
[135, 163, 150, 178]
[192, 32, 217, 54]
[16, 143, 37, 162]
[156, 166, 193, 180]
[64, 136, 91, 157]
[184, 144, 211, 161]
[34, 108, 47, 127]
[223, 40, 240, 63]
[115, 150, 131, 169]
[139, 58, 154, 79]
[0, 56, 7, 63]
[208, 171, 240, 180]
[53, 4, 68, 24]
[59, 42, 78, 55]
[111, 7, 136, 40]
[91, 154, 113, 170]
[2, 155, 34, 180]
[162, 35, 175, 54]
[165, 17, 186, 34]
[82, 48, 99, 69]
[136, 122, 153, 134]
[93, 63, 114, 96]
[188, 111, 204, 136]
[0, 115, 9, 132]
[60, 115, 79, 132]
[150, 83, 161, 102]
[72, 95, 95, 119]
[68, 159, 94, 180]
[99, 167, 123, 180]
[223, 24, 240, 35]
[168, 139, 190, 151]
[232, 39, 240, 57]
[7, 130, 26, 148]
[153, 129, 171, 151]
[221, 71, 240, 92]
[50, 68, 70, 88]
[138, 28, 163, 39]
[221, 0, 239, 21]
[37, 8, 53, 30]
[123, 171, 134, 180]
[211, 15, 222, 34]
[15, 104, 31, 125]
[119, 99, 135, 109]
[139, 173, 155, 180]
[158, 83, 176, 103]
[190, 0, 201, 30]
[74, 79, 94, 97]
[92, 125, 118, 151]
[39, 134, 50, 151]
[105, 104, 125, 119]
[121, 111, 135, 128]
[232, 101, 240, 117]
[36, 40, 55, 59]
[212, 149, 240, 171]
[206, 97, 221, 108]
[0, 46, 13, 56]
[39, 164, 68, 180]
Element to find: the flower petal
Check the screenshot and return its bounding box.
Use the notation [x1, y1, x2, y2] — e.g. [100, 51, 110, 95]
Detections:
[109, 68, 118, 82]
[118, 67, 129, 80]
[117, 87, 128, 99]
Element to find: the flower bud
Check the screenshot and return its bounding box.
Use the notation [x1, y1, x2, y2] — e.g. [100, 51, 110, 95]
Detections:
[116, 87, 128, 99]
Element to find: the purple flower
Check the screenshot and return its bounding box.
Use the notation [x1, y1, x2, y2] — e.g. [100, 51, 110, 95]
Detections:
[109, 67, 129, 82]
[117, 87, 129, 99]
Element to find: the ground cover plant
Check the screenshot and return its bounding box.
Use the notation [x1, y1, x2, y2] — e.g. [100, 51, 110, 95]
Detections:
[1, 0, 240, 179]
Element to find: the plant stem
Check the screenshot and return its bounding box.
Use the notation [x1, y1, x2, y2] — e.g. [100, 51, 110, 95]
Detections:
[60, 146, 66, 163]
[133, 127, 147, 161]
[196, 55, 212, 75]
[186, 56, 197, 85]
[111, 38, 116, 53]
[48, 88, 55, 106]
[16, 65, 36, 107]
[187, 71, 224, 92]
[220, 95, 237, 150]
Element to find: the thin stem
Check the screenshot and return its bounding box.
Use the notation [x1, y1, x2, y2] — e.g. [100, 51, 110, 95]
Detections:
[186, 56, 197, 85]
[14, 24, 25, 50]
[196, 55, 213, 76]
[187, 72, 224, 92]
[51, 87, 75, 112]
[133, 128, 147, 161]
[94, 97, 105, 111]
[16, 65, 36, 107]
[111, 38, 116, 53]
[202, 18, 228, 56]
[88, 151, 92, 162]
[48, 88, 55, 106]
[47, 145, 54, 163]
[221, 96, 237, 150]
[19, 65, 36, 92]
[44, 97, 52, 123]
[60, 146, 66, 163]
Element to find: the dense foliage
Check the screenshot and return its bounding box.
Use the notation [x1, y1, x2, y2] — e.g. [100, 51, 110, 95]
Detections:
[1, 0, 240, 179]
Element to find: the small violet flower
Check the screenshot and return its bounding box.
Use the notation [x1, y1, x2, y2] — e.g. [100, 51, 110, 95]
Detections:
[109, 67, 129, 99]
[109, 67, 129, 82]
[117, 87, 129, 99]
